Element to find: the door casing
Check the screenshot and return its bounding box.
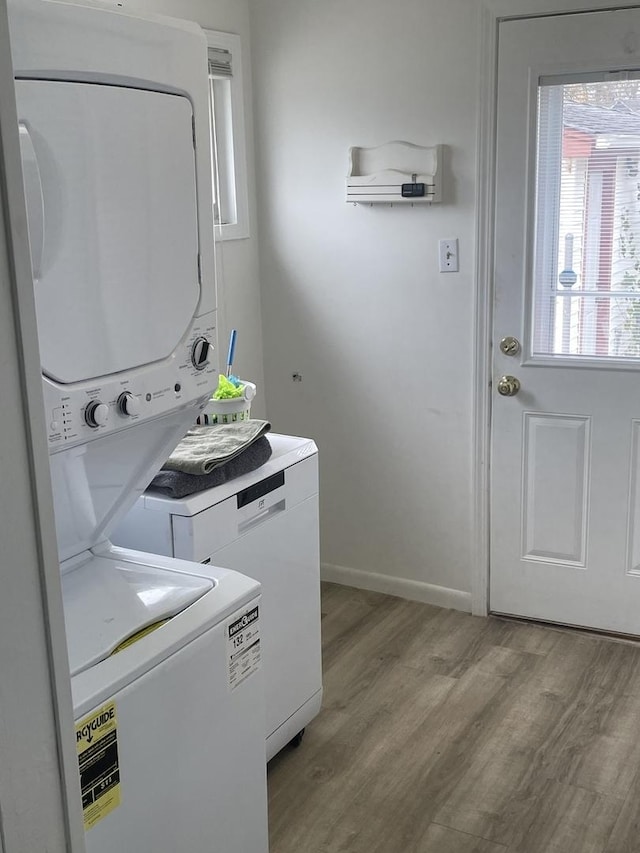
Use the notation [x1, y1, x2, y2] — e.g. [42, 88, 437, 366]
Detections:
[473, 0, 640, 617]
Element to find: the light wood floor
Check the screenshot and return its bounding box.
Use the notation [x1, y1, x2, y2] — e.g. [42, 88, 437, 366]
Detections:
[267, 582, 640, 853]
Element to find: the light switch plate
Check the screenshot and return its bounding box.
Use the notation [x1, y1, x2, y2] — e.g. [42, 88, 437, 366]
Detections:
[439, 238, 459, 273]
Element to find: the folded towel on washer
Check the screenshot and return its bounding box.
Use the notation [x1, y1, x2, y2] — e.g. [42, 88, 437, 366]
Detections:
[160, 419, 271, 475]
[148, 435, 273, 498]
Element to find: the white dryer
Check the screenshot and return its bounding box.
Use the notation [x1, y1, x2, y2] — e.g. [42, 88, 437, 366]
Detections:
[8, 2, 269, 851]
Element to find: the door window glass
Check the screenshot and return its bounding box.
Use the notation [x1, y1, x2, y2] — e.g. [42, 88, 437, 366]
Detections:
[533, 75, 640, 359]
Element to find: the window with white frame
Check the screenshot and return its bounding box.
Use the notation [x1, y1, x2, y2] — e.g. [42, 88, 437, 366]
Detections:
[532, 74, 640, 359]
[205, 30, 249, 240]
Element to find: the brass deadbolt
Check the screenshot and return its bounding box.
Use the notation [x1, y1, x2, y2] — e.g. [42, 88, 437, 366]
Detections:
[499, 336, 521, 356]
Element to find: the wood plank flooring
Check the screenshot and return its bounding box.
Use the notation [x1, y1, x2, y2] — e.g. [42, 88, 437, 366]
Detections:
[267, 582, 640, 853]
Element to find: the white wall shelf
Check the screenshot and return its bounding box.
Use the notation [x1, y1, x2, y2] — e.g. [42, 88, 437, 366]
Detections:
[346, 141, 442, 204]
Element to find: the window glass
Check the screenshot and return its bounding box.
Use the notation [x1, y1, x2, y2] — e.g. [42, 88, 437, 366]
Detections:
[533, 77, 640, 358]
[205, 31, 249, 241]
[209, 74, 236, 227]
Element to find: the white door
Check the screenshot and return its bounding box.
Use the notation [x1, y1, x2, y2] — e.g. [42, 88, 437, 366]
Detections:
[206, 496, 322, 756]
[490, 9, 640, 634]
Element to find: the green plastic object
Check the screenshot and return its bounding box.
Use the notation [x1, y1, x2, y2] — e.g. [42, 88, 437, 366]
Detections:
[212, 374, 244, 400]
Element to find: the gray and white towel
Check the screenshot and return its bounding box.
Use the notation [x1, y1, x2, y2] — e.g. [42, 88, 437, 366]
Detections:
[161, 419, 271, 475]
[148, 435, 273, 498]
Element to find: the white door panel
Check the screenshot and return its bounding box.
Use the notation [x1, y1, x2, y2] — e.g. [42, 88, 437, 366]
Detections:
[15, 81, 200, 384]
[521, 413, 590, 565]
[491, 10, 640, 634]
[209, 497, 322, 746]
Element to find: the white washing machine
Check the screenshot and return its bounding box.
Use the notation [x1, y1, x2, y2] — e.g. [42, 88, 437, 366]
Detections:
[67, 550, 267, 852]
[9, 1, 269, 850]
[114, 434, 323, 760]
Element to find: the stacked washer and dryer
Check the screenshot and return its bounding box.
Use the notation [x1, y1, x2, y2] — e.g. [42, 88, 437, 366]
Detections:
[9, 1, 269, 851]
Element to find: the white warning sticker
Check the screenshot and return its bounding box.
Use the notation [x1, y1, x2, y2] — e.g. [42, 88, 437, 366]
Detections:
[226, 603, 261, 691]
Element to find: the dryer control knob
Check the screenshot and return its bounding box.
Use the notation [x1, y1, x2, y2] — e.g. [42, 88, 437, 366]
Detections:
[85, 401, 109, 428]
[118, 392, 141, 417]
[191, 337, 210, 370]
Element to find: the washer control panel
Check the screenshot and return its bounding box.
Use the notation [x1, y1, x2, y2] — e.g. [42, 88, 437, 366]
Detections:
[44, 312, 216, 450]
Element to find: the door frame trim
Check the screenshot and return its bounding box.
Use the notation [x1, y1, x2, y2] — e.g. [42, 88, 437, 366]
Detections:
[0, 3, 85, 846]
[473, 0, 640, 616]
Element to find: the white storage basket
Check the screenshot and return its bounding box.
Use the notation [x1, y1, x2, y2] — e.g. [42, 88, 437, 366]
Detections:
[196, 381, 256, 425]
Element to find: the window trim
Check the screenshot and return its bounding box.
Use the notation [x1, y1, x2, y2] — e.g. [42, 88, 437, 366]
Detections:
[204, 29, 250, 241]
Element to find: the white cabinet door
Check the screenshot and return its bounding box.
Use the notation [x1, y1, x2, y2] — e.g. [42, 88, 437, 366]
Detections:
[15, 81, 199, 384]
[211, 497, 322, 745]
[491, 10, 640, 634]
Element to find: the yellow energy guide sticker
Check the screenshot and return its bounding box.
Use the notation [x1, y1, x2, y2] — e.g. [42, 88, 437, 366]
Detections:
[76, 701, 121, 830]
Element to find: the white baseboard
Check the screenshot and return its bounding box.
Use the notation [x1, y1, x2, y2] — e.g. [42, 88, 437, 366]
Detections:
[321, 563, 472, 613]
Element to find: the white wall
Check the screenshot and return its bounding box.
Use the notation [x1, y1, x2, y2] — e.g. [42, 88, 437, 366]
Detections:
[128, 0, 266, 417]
[250, 0, 479, 604]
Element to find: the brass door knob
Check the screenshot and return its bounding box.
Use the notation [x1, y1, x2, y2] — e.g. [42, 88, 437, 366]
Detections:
[497, 375, 520, 397]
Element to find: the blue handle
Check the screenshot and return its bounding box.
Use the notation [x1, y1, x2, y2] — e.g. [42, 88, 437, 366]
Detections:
[226, 329, 237, 374]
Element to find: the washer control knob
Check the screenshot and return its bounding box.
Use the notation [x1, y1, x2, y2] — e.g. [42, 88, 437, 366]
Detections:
[118, 392, 141, 417]
[85, 401, 109, 428]
[191, 337, 210, 370]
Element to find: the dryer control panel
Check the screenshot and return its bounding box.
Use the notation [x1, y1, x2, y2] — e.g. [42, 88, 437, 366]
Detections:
[43, 312, 217, 451]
